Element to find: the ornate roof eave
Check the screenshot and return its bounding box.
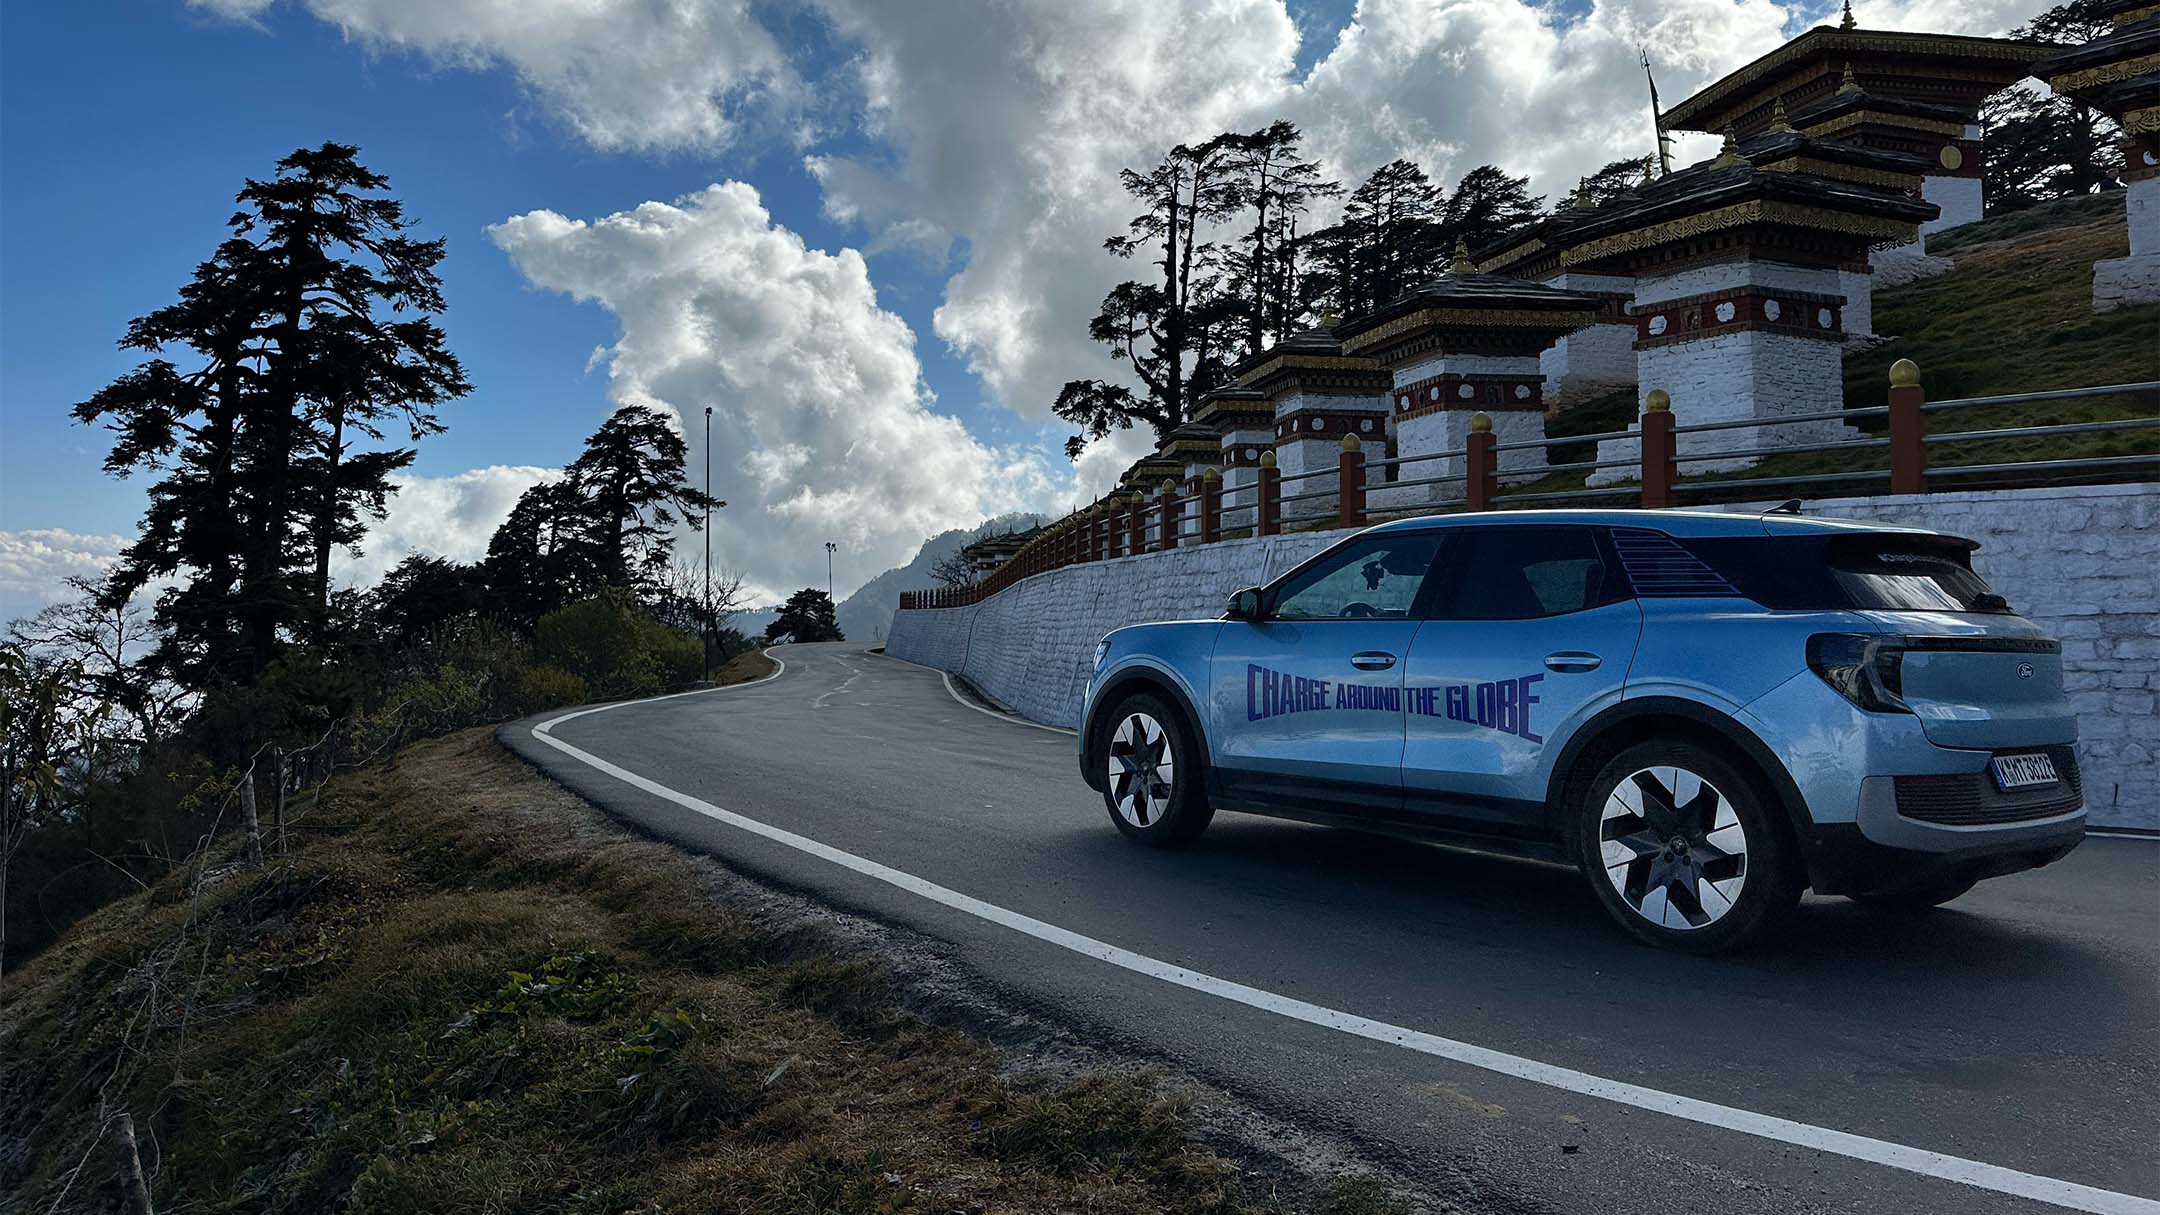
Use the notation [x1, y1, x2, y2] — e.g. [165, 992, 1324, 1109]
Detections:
[1664, 27, 2053, 133]
[1232, 353, 1392, 396]
[1558, 197, 1926, 269]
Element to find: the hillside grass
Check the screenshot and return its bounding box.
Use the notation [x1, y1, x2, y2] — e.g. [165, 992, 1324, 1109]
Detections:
[0, 728, 1398, 1214]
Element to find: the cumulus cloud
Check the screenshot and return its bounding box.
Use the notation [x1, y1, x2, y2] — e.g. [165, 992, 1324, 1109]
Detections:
[208, 0, 797, 151]
[0, 528, 130, 623]
[332, 464, 559, 588]
[488, 182, 1069, 603]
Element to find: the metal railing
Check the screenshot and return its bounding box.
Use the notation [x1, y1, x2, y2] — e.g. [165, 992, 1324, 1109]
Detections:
[896, 363, 2158, 610]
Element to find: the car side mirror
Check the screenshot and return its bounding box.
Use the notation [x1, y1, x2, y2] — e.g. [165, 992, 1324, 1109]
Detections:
[1227, 587, 1265, 621]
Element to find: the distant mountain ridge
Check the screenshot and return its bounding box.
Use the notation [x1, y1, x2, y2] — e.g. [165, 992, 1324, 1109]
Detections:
[729, 512, 1046, 644]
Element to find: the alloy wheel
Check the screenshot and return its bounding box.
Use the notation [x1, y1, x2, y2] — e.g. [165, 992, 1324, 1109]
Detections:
[1107, 712, 1175, 828]
[1598, 765, 1749, 930]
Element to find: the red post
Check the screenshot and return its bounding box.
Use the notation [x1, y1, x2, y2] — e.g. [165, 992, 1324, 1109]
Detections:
[1338, 435, 1366, 528]
[1126, 493, 1146, 555]
[1465, 414, 1496, 511]
[1158, 479, 1179, 550]
[1888, 358, 1927, 495]
[1258, 452, 1281, 536]
[1200, 469, 1222, 545]
[1640, 389, 1676, 509]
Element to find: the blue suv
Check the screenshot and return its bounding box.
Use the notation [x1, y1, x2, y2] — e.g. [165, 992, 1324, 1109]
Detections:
[1078, 509, 2086, 952]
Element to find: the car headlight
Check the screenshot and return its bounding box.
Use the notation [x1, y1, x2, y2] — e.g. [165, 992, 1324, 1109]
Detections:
[1093, 637, 1111, 671]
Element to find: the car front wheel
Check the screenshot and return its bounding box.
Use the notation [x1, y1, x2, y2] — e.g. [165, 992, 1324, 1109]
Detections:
[1097, 692, 1213, 847]
[1574, 739, 1801, 954]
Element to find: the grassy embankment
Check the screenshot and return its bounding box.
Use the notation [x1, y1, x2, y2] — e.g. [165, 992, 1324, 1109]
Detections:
[1522, 191, 2160, 501]
[1, 654, 1405, 1215]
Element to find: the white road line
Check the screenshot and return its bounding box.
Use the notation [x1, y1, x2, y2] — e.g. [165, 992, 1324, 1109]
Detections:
[870, 648, 1077, 736]
[528, 680, 2158, 1215]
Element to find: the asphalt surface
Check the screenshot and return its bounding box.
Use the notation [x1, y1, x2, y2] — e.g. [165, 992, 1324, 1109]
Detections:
[503, 641, 2160, 1215]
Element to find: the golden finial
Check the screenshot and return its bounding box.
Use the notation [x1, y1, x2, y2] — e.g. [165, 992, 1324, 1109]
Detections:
[1838, 62, 1861, 95]
[1712, 128, 1746, 167]
[1450, 237, 1476, 274]
[1770, 95, 1795, 133]
[1571, 177, 1594, 210]
[1259, 449, 1277, 468]
[1645, 388, 1672, 412]
[1470, 412, 1493, 434]
[1889, 358, 1920, 387]
[1160, 477, 1178, 494]
[1319, 313, 1343, 329]
[1840, 0, 1857, 29]
[1341, 432, 1361, 452]
[1203, 465, 1222, 481]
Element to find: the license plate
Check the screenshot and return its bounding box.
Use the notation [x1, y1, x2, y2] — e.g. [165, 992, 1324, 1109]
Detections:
[1990, 753, 2059, 791]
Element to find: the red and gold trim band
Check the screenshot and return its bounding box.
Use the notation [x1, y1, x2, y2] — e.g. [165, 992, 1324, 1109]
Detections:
[1393, 373, 1546, 417]
[1633, 286, 1845, 348]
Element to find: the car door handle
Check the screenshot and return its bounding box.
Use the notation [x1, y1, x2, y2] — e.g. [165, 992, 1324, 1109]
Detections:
[1544, 651, 1602, 673]
[1350, 651, 1397, 671]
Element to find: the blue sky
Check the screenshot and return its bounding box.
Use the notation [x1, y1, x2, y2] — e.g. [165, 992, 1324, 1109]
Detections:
[0, 1, 952, 534]
[0, 0, 1992, 618]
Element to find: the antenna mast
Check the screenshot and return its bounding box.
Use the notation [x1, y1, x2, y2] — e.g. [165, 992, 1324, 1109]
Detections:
[1641, 49, 1675, 177]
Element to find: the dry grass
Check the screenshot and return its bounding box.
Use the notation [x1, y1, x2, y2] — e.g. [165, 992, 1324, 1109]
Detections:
[0, 728, 1362, 1215]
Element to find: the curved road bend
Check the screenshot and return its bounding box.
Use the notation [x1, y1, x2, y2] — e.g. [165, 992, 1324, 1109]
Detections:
[503, 641, 2159, 1215]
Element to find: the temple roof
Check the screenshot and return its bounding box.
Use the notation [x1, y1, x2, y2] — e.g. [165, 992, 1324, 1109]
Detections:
[1786, 87, 1968, 133]
[1475, 133, 1935, 276]
[2032, 13, 2159, 123]
[1662, 26, 2051, 135]
[1230, 321, 1391, 396]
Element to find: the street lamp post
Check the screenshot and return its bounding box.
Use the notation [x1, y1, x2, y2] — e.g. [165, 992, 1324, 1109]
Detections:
[703, 407, 713, 663]
[824, 541, 837, 599]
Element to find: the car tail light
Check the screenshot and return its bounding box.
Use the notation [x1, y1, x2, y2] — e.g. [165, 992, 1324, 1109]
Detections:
[1807, 633, 1909, 713]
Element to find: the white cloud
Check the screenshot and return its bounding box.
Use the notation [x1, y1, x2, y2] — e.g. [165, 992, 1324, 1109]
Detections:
[331, 464, 560, 588]
[0, 528, 129, 623]
[487, 183, 1070, 602]
[210, 0, 798, 151]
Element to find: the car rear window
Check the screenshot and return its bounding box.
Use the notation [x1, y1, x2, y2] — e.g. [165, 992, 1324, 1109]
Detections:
[1678, 533, 2012, 613]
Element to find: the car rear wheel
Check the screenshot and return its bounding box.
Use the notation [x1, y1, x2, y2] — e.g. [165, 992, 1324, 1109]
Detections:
[1574, 739, 1801, 954]
[1097, 693, 1213, 847]
[1846, 877, 1977, 910]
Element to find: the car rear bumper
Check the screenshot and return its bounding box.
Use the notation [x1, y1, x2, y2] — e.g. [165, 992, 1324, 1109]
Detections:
[1797, 774, 2086, 895]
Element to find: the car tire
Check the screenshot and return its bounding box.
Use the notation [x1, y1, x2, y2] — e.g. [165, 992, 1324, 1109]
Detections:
[1096, 692, 1214, 847]
[1846, 877, 1977, 910]
[1573, 738, 1802, 954]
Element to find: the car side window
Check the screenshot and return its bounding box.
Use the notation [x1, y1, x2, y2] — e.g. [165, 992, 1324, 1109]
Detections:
[1269, 534, 1442, 620]
[1436, 527, 1615, 621]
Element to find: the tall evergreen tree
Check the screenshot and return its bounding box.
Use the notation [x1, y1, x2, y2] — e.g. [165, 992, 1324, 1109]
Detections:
[1983, 0, 2122, 212]
[73, 142, 467, 684]
[484, 480, 600, 631]
[1440, 164, 1546, 255]
[1057, 135, 1245, 458]
[1221, 121, 1340, 358]
[1304, 159, 1447, 318]
[1578, 156, 1656, 209]
[565, 404, 720, 592]
[764, 588, 844, 644]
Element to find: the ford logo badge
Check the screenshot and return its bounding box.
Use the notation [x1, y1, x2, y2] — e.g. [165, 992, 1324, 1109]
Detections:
[2017, 662, 2035, 679]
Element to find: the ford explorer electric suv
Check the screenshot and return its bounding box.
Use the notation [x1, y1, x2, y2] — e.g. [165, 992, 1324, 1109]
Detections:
[1077, 509, 2086, 952]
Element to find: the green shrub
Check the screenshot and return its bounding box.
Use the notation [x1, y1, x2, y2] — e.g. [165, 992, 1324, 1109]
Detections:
[536, 591, 704, 701]
[512, 664, 588, 714]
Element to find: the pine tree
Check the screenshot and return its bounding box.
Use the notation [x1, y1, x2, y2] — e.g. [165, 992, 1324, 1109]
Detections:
[1058, 135, 1245, 457]
[565, 403, 720, 592]
[73, 143, 467, 684]
[1220, 121, 1340, 358]
[484, 480, 600, 631]
[1304, 159, 1447, 318]
[764, 588, 844, 643]
[1440, 164, 1546, 256]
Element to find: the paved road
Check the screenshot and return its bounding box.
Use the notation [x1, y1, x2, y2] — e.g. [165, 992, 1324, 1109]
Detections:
[504, 641, 2159, 1215]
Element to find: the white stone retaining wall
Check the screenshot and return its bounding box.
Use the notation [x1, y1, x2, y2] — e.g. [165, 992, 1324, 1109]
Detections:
[886, 483, 2159, 829]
